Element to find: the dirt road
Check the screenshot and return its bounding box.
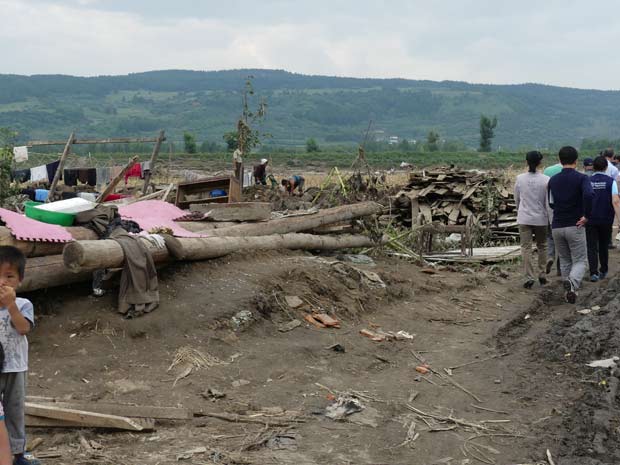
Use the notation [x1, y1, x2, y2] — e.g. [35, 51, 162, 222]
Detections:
[22, 249, 620, 464]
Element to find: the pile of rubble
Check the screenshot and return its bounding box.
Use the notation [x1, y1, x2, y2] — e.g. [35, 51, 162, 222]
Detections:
[391, 168, 517, 240]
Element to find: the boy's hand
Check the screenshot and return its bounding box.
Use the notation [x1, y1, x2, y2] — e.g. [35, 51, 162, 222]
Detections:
[576, 216, 588, 227]
[0, 286, 16, 308]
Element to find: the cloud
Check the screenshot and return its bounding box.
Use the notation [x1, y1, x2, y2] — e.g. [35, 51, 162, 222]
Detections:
[1, 0, 619, 89]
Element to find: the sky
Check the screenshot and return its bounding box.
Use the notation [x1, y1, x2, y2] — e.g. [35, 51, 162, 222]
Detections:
[1, 0, 619, 89]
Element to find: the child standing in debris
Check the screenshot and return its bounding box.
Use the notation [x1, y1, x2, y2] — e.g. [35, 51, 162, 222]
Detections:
[514, 151, 550, 288]
[548, 146, 593, 303]
[0, 247, 40, 465]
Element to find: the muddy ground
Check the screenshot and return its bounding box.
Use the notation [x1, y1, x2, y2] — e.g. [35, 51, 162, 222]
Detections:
[20, 247, 620, 464]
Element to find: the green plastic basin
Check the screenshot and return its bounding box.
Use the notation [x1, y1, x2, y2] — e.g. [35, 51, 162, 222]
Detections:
[24, 201, 76, 226]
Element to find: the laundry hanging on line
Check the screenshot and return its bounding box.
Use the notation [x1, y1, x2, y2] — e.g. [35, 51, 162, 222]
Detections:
[13, 146, 28, 163]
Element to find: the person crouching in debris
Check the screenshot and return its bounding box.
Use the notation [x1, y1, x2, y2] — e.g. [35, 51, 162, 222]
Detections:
[0, 247, 40, 465]
[514, 151, 550, 289]
[253, 158, 269, 185]
[282, 175, 305, 195]
[586, 156, 620, 282]
[548, 146, 593, 304]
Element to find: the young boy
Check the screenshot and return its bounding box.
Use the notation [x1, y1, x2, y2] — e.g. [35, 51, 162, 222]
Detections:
[548, 146, 593, 303]
[0, 246, 39, 465]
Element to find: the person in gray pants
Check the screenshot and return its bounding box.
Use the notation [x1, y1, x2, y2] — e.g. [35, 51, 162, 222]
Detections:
[548, 147, 594, 303]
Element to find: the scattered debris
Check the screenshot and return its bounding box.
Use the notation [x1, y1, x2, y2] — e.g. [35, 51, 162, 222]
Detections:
[284, 295, 304, 309]
[176, 446, 207, 461]
[231, 310, 254, 328]
[202, 388, 226, 401]
[232, 379, 251, 388]
[277, 319, 302, 332]
[325, 343, 346, 353]
[325, 397, 364, 421]
[586, 356, 619, 369]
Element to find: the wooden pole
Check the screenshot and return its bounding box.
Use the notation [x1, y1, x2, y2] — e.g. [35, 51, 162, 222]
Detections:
[18, 255, 92, 293]
[142, 129, 166, 194]
[96, 156, 139, 203]
[197, 202, 383, 237]
[0, 226, 97, 257]
[46, 132, 75, 202]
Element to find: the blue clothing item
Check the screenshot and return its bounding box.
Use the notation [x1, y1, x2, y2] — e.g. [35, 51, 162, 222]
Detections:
[548, 168, 593, 229]
[0, 298, 34, 373]
[34, 189, 48, 202]
[292, 175, 303, 184]
[589, 173, 616, 225]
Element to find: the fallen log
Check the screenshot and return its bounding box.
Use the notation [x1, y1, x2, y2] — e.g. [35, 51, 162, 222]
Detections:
[189, 202, 271, 222]
[64, 233, 381, 273]
[63, 238, 170, 273]
[0, 226, 98, 257]
[201, 202, 382, 237]
[18, 255, 93, 293]
[164, 233, 381, 261]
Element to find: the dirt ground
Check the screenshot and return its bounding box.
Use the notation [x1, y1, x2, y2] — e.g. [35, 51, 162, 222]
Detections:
[20, 246, 620, 464]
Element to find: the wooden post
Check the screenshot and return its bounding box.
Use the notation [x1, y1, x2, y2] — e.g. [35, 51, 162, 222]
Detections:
[96, 156, 139, 203]
[142, 129, 166, 194]
[46, 132, 75, 202]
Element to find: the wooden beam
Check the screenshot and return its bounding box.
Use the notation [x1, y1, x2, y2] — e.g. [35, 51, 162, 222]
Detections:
[25, 403, 154, 431]
[27, 137, 164, 147]
[46, 132, 74, 202]
[26, 415, 155, 430]
[142, 129, 166, 194]
[95, 155, 139, 203]
[26, 400, 191, 420]
[189, 202, 271, 222]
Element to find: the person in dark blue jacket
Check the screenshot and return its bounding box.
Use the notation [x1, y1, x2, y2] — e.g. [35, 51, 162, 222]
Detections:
[586, 156, 620, 282]
[548, 146, 594, 303]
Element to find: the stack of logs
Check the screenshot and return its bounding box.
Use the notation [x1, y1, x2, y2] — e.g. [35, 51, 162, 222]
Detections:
[391, 168, 517, 239]
[0, 202, 385, 293]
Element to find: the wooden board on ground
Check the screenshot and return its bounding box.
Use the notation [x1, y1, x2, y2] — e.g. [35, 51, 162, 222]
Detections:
[189, 202, 271, 222]
[25, 399, 192, 420]
[25, 414, 155, 430]
[424, 245, 520, 263]
[25, 403, 154, 431]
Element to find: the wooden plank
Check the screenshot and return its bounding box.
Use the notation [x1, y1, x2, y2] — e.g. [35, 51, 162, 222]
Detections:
[27, 137, 162, 147]
[189, 202, 271, 221]
[142, 129, 166, 194]
[26, 400, 191, 420]
[46, 132, 74, 202]
[25, 403, 153, 431]
[95, 155, 139, 203]
[26, 415, 155, 430]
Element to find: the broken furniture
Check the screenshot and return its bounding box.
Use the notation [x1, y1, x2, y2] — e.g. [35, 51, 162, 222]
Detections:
[175, 176, 241, 209]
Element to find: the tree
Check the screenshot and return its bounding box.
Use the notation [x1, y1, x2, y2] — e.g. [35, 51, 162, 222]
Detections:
[223, 76, 269, 153]
[183, 132, 197, 154]
[200, 140, 220, 153]
[425, 130, 440, 152]
[0, 128, 18, 204]
[479, 115, 498, 152]
[306, 138, 320, 153]
[398, 138, 410, 152]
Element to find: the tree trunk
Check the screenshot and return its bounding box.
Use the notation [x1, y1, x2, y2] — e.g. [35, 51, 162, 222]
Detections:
[164, 233, 380, 261]
[63, 239, 170, 273]
[0, 226, 98, 257]
[63, 233, 381, 273]
[200, 202, 382, 237]
[18, 255, 92, 293]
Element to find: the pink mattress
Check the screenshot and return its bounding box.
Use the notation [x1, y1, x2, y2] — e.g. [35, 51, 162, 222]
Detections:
[0, 208, 74, 243]
[118, 200, 210, 238]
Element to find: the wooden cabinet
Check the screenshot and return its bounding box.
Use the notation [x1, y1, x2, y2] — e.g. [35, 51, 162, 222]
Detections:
[175, 176, 241, 209]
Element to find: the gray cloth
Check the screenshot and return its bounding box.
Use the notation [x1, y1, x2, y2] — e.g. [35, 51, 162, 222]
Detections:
[0, 371, 27, 454]
[519, 225, 547, 281]
[514, 172, 549, 226]
[110, 229, 159, 318]
[552, 226, 587, 290]
[75, 205, 119, 237]
[547, 224, 555, 259]
[96, 167, 111, 186]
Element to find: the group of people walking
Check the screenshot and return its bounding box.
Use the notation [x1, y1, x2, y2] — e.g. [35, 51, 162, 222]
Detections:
[515, 147, 620, 303]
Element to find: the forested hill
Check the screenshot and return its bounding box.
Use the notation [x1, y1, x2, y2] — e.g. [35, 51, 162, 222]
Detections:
[1, 69, 619, 149]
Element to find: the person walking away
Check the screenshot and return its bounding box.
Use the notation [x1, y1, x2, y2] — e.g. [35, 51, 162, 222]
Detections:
[253, 159, 269, 186]
[586, 156, 620, 281]
[515, 151, 550, 288]
[604, 148, 619, 180]
[548, 146, 593, 303]
[583, 157, 594, 176]
[0, 247, 40, 464]
[543, 159, 563, 274]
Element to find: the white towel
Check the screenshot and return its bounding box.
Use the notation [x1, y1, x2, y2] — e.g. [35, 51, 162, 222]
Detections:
[13, 146, 28, 163]
[30, 164, 48, 182]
